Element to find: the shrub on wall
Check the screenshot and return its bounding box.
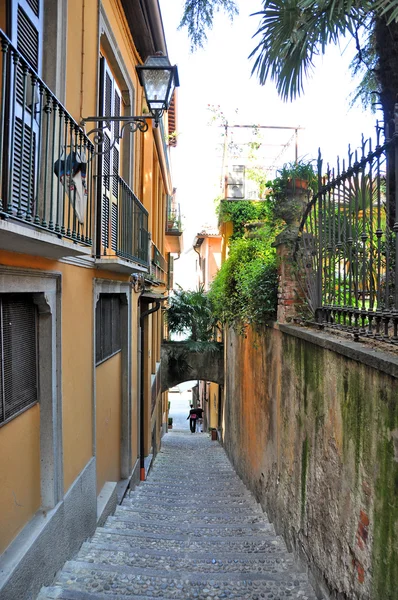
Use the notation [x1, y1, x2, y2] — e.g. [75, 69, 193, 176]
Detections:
[209, 232, 278, 331]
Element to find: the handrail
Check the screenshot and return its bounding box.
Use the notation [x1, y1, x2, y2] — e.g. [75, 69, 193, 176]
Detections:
[99, 174, 149, 266]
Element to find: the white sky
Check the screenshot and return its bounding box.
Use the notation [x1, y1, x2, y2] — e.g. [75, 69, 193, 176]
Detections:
[159, 0, 378, 288]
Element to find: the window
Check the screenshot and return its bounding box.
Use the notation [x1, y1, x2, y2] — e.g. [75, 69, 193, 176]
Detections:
[0, 294, 38, 424]
[227, 165, 245, 199]
[95, 294, 121, 365]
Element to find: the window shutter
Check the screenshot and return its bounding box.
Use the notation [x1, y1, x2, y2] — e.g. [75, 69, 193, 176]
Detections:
[0, 294, 38, 424]
[10, 0, 43, 75]
[111, 202, 118, 252]
[8, 1, 42, 219]
[99, 57, 122, 254]
[101, 195, 110, 250]
[12, 118, 36, 216]
[95, 294, 121, 365]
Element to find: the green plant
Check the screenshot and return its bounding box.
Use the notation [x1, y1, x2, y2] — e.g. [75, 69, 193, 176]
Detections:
[273, 160, 317, 194]
[166, 285, 218, 341]
[168, 417, 173, 426]
[217, 199, 275, 241]
[209, 234, 278, 332]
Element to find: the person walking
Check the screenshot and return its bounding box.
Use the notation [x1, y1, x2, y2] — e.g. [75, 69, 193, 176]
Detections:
[187, 405, 198, 433]
[195, 406, 204, 432]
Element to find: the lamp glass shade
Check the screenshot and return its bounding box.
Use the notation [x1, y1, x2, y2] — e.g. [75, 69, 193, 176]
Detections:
[137, 55, 177, 113]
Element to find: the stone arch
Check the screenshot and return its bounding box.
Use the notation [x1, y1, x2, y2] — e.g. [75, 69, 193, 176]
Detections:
[161, 342, 224, 393]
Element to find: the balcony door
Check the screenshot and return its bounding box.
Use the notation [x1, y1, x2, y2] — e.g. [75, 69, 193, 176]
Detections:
[98, 57, 122, 257]
[6, 0, 43, 219]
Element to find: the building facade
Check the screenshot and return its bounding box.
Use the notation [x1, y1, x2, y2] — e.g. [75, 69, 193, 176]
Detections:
[0, 1, 180, 598]
[193, 228, 222, 431]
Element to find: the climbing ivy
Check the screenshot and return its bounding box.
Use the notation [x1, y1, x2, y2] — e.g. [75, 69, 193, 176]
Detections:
[217, 199, 275, 241]
[209, 222, 279, 332]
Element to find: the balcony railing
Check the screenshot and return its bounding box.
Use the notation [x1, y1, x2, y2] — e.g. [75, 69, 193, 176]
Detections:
[166, 200, 182, 234]
[151, 243, 167, 283]
[0, 30, 93, 245]
[99, 175, 149, 267]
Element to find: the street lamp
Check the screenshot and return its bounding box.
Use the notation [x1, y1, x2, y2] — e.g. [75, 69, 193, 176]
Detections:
[136, 53, 179, 126]
[80, 53, 179, 157]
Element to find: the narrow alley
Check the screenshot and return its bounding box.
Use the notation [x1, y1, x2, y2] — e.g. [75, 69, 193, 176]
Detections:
[37, 429, 318, 600]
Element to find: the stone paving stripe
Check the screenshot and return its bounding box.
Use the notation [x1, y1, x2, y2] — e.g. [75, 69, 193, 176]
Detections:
[94, 527, 189, 542]
[61, 560, 307, 584]
[107, 515, 274, 531]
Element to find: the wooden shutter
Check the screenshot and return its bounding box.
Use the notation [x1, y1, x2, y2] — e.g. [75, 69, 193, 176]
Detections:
[99, 57, 122, 255]
[95, 294, 121, 365]
[0, 294, 38, 424]
[8, 0, 43, 219]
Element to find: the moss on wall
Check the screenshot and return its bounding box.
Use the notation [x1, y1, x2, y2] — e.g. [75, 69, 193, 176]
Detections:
[301, 436, 309, 521]
[372, 391, 398, 600]
[224, 325, 398, 600]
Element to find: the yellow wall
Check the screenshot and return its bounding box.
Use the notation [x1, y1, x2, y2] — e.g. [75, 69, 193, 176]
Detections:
[130, 296, 139, 465]
[96, 353, 122, 493]
[209, 382, 219, 429]
[0, 251, 129, 496]
[62, 264, 94, 492]
[0, 405, 41, 553]
[66, 0, 98, 123]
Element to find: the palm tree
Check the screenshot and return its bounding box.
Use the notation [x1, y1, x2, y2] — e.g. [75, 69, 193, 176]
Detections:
[249, 1, 398, 129]
[179, 1, 398, 128]
[166, 285, 218, 342]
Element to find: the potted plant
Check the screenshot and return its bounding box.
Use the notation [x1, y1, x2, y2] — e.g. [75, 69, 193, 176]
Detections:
[168, 417, 173, 429]
[272, 160, 317, 226]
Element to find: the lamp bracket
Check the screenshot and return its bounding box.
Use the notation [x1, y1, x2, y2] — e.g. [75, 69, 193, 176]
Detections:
[80, 114, 162, 160]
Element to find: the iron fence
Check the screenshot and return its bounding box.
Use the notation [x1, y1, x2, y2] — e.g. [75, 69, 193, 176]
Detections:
[296, 122, 398, 342]
[100, 175, 149, 266]
[0, 30, 94, 245]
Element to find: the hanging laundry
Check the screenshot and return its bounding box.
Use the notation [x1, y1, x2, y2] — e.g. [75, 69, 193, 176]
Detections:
[54, 150, 87, 224]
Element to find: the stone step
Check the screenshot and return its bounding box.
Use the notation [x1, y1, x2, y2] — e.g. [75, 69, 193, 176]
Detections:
[52, 560, 317, 599]
[129, 486, 253, 500]
[115, 504, 266, 523]
[140, 480, 248, 493]
[122, 499, 264, 515]
[77, 541, 297, 574]
[82, 537, 291, 559]
[105, 514, 274, 536]
[37, 586, 161, 600]
[92, 527, 282, 553]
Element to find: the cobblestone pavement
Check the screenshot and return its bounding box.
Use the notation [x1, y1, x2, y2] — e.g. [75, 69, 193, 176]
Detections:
[37, 432, 319, 600]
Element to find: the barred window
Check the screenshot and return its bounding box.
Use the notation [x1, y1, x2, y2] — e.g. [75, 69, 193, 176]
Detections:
[95, 294, 121, 365]
[0, 294, 38, 425]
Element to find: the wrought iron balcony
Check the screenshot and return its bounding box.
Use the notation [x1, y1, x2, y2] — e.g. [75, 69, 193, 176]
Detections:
[166, 206, 182, 234]
[99, 175, 149, 269]
[0, 30, 94, 256]
[151, 243, 167, 283]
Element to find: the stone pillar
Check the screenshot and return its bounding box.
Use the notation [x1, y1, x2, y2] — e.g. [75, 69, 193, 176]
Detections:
[273, 225, 303, 324]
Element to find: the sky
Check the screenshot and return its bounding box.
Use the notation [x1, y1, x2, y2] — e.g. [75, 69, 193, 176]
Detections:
[159, 0, 379, 288]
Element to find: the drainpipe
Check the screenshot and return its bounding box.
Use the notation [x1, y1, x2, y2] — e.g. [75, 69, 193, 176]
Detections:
[139, 300, 161, 481]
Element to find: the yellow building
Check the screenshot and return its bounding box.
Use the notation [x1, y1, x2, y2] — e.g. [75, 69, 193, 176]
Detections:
[193, 228, 222, 431]
[0, 1, 181, 598]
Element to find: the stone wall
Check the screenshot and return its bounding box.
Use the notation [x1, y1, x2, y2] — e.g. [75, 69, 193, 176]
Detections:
[223, 324, 398, 600]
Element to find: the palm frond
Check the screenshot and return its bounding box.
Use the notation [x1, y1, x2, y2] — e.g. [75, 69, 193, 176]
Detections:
[250, 0, 362, 100]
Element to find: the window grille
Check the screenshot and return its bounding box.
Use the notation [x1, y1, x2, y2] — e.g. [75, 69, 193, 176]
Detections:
[0, 294, 38, 425]
[95, 294, 121, 365]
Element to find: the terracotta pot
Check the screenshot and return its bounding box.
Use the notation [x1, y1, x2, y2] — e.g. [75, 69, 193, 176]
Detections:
[211, 429, 217, 441]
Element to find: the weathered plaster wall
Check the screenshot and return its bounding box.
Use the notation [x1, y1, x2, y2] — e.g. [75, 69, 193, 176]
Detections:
[223, 325, 398, 600]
